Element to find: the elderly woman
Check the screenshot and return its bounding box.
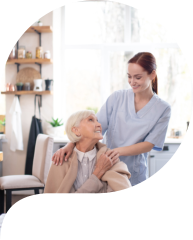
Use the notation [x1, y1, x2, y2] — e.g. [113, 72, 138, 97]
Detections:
[44, 110, 131, 193]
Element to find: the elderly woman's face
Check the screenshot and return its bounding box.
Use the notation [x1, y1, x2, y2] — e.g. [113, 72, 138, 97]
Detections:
[74, 114, 103, 141]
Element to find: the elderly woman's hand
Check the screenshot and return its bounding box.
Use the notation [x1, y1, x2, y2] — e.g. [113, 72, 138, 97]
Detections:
[52, 142, 75, 165]
[93, 153, 119, 179]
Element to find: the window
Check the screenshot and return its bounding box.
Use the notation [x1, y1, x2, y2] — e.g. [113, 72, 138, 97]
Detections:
[131, 8, 176, 43]
[65, 2, 125, 44]
[64, 49, 101, 117]
[57, 1, 191, 138]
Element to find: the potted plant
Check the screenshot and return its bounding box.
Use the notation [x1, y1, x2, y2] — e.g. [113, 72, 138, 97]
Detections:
[37, 20, 43, 26]
[16, 82, 23, 91]
[0, 118, 5, 134]
[46, 118, 64, 137]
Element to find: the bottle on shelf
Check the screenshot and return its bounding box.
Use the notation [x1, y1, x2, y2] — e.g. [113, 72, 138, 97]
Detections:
[44, 50, 51, 59]
[18, 46, 26, 59]
[36, 47, 43, 59]
[26, 51, 32, 59]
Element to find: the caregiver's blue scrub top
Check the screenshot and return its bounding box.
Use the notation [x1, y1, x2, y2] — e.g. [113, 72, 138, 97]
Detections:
[96, 89, 171, 186]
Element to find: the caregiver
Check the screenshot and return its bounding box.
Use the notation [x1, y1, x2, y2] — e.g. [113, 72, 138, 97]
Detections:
[52, 52, 171, 186]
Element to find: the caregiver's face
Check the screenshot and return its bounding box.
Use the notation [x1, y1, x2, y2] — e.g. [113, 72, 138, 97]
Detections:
[128, 63, 153, 93]
[78, 114, 103, 141]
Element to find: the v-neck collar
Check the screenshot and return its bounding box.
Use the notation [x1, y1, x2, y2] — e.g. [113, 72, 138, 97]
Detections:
[128, 89, 158, 119]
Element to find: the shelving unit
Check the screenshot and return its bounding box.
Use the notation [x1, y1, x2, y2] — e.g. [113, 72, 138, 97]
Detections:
[5, 25, 53, 106]
[7, 25, 53, 74]
[6, 59, 52, 65]
[25, 26, 53, 33]
[1, 91, 53, 107]
[1, 91, 53, 95]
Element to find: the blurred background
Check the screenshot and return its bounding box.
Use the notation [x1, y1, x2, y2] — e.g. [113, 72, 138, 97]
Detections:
[1, 1, 192, 139]
[0, 1, 192, 184]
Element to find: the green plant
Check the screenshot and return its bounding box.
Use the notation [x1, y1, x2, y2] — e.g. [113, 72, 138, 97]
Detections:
[0, 118, 5, 133]
[0, 118, 5, 126]
[16, 82, 23, 86]
[86, 107, 98, 114]
[47, 118, 64, 127]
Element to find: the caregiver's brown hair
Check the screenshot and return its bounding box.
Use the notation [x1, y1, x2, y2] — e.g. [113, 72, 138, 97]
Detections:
[128, 52, 158, 94]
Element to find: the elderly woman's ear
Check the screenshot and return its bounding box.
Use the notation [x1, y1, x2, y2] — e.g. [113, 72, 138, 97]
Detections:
[72, 127, 81, 137]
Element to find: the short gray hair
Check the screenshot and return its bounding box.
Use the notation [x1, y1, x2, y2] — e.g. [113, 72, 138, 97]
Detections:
[65, 110, 95, 143]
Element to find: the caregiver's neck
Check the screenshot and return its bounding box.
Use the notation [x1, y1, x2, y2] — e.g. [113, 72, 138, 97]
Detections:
[75, 139, 97, 153]
[134, 87, 154, 102]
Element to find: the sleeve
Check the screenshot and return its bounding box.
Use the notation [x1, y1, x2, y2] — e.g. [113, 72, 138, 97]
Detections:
[144, 105, 171, 151]
[74, 174, 104, 193]
[106, 185, 114, 193]
[96, 91, 117, 135]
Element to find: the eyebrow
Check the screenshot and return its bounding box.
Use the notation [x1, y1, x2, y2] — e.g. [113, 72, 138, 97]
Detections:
[127, 73, 142, 76]
[88, 115, 98, 121]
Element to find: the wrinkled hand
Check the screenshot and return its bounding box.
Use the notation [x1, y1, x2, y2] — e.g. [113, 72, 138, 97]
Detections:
[52, 142, 75, 166]
[93, 152, 119, 179]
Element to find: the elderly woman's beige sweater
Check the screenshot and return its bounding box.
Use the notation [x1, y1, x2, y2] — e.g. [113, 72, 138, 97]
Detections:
[44, 142, 132, 193]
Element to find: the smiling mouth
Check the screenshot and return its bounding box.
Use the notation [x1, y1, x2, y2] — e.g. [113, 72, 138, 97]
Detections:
[95, 131, 101, 133]
[132, 85, 140, 89]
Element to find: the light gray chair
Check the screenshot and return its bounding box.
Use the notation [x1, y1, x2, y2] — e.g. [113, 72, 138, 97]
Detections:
[0, 134, 53, 213]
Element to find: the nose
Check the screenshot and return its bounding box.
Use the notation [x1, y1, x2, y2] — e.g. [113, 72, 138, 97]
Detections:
[129, 77, 135, 86]
[96, 121, 102, 129]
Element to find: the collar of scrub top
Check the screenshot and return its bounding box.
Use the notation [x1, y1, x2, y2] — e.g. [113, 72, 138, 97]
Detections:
[129, 89, 159, 119]
[74, 146, 97, 162]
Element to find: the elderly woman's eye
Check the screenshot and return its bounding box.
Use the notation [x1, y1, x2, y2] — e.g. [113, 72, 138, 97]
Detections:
[89, 118, 93, 121]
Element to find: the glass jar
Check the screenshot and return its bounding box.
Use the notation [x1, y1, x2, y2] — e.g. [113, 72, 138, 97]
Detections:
[26, 51, 32, 59]
[44, 50, 51, 59]
[24, 82, 31, 90]
[36, 47, 43, 59]
[18, 46, 25, 59]
[9, 47, 16, 59]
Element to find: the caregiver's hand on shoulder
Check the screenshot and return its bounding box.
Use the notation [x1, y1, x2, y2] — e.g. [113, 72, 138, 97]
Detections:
[52, 142, 75, 166]
[93, 153, 119, 180]
[105, 148, 120, 163]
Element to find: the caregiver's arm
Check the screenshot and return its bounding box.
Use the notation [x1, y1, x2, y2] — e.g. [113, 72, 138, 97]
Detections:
[112, 142, 154, 157]
[52, 142, 75, 165]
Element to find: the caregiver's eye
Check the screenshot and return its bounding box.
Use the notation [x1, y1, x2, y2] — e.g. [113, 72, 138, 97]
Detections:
[136, 78, 141, 80]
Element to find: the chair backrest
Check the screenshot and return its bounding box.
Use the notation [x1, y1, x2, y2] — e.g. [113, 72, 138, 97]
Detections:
[32, 134, 53, 184]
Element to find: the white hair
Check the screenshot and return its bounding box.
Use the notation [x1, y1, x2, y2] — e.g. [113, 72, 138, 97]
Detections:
[65, 110, 95, 143]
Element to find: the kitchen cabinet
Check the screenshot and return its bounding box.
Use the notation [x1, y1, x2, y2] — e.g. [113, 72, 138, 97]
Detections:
[148, 141, 181, 177]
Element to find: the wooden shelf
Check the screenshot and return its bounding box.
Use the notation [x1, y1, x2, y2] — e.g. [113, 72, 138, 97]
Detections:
[25, 26, 53, 33]
[1, 91, 53, 95]
[7, 59, 53, 65]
